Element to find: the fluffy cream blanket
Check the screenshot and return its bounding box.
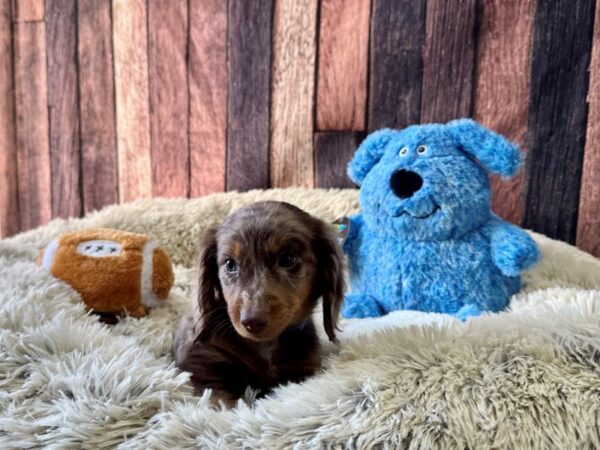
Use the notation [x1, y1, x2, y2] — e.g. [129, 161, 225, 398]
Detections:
[1, 188, 600, 449]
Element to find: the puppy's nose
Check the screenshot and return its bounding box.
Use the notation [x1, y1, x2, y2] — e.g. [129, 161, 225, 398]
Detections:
[390, 170, 423, 199]
[241, 316, 268, 334]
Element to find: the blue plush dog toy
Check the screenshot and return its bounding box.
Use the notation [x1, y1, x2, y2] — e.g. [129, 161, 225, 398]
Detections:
[341, 118, 541, 320]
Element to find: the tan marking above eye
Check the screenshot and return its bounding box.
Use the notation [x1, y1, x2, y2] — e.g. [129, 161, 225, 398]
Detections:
[228, 241, 243, 259]
[267, 235, 284, 254]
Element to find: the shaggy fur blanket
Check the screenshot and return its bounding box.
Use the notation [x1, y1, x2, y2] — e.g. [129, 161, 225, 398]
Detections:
[1, 188, 600, 449]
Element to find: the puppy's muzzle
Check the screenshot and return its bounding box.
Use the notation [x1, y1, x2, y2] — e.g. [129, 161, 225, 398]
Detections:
[240, 295, 269, 334]
[241, 315, 268, 333]
[390, 170, 423, 199]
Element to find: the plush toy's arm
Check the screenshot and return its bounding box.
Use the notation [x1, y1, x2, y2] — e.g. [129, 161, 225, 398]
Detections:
[454, 304, 482, 321]
[488, 219, 541, 276]
[340, 214, 364, 254]
[342, 293, 385, 318]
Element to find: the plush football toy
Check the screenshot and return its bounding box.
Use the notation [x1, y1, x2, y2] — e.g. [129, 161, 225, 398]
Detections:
[38, 228, 174, 318]
[341, 118, 541, 320]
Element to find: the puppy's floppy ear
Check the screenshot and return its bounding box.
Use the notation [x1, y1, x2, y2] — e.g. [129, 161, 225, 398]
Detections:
[313, 223, 346, 342]
[348, 129, 397, 186]
[447, 118, 522, 178]
[196, 228, 222, 318]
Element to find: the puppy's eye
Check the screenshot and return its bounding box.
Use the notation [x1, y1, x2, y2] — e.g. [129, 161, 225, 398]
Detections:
[417, 145, 427, 155]
[278, 253, 296, 268]
[399, 147, 409, 156]
[224, 259, 238, 273]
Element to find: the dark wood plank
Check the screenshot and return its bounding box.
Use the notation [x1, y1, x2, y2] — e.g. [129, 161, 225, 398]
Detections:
[78, 0, 119, 213]
[316, 0, 370, 131]
[270, 0, 318, 188]
[420, 0, 477, 123]
[13, 21, 51, 230]
[189, 0, 227, 197]
[148, 0, 189, 198]
[11, 0, 43, 22]
[523, 0, 596, 244]
[576, 1, 600, 257]
[46, 0, 82, 219]
[314, 132, 363, 189]
[226, 0, 273, 191]
[0, 0, 20, 237]
[473, 0, 535, 225]
[112, 0, 152, 202]
[368, 0, 426, 130]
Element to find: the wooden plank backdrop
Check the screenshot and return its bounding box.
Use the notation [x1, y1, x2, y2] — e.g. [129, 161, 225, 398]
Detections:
[46, 0, 81, 219]
[113, 0, 152, 203]
[78, 0, 119, 214]
[473, 0, 534, 225]
[188, 0, 227, 197]
[1, 0, 600, 258]
[523, 0, 596, 244]
[0, 0, 20, 237]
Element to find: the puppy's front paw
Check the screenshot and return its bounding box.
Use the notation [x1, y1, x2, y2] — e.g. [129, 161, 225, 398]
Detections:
[341, 294, 384, 318]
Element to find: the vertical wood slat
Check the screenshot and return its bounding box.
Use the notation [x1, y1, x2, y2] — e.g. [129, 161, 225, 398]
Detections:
[11, 0, 43, 21]
[46, 0, 81, 219]
[148, 0, 189, 198]
[474, 0, 535, 225]
[523, 0, 596, 244]
[270, 0, 318, 188]
[78, 0, 119, 213]
[189, 0, 227, 197]
[13, 21, 51, 230]
[576, 1, 600, 257]
[0, 0, 20, 237]
[112, 0, 152, 203]
[227, 0, 273, 191]
[314, 132, 363, 188]
[368, 0, 426, 130]
[316, 0, 370, 131]
[420, 0, 477, 123]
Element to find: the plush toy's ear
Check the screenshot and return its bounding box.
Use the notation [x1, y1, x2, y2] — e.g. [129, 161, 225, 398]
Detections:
[348, 129, 397, 185]
[447, 118, 522, 178]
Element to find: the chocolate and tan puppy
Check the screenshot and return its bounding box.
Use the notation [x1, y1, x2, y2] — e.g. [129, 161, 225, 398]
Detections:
[173, 201, 345, 406]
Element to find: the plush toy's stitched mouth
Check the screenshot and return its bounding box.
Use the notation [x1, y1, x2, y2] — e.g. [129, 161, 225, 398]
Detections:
[392, 204, 440, 219]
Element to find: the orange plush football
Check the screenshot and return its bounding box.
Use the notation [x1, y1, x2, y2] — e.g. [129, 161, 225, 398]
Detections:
[38, 228, 174, 318]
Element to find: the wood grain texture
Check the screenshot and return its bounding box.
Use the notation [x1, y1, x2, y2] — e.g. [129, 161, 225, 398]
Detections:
[270, 0, 318, 188]
[0, 0, 20, 237]
[11, 0, 43, 22]
[316, 0, 369, 131]
[420, 0, 477, 123]
[112, 0, 152, 203]
[46, 0, 81, 219]
[523, 0, 595, 244]
[474, 0, 534, 225]
[227, 0, 273, 191]
[314, 132, 363, 188]
[368, 0, 426, 130]
[576, 1, 600, 257]
[148, 0, 189, 198]
[188, 0, 227, 197]
[78, 0, 119, 213]
[13, 21, 51, 230]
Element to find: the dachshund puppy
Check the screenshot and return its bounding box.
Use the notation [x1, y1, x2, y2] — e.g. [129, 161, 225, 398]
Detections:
[173, 201, 345, 406]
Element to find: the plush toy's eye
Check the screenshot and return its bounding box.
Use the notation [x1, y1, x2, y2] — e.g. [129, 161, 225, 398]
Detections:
[417, 145, 427, 155]
[224, 259, 238, 273]
[399, 147, 409, 156]
[278, 252, 296, 268]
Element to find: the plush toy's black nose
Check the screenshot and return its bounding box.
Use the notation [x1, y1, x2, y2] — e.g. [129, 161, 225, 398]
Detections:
[390, 170, 423, 199]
